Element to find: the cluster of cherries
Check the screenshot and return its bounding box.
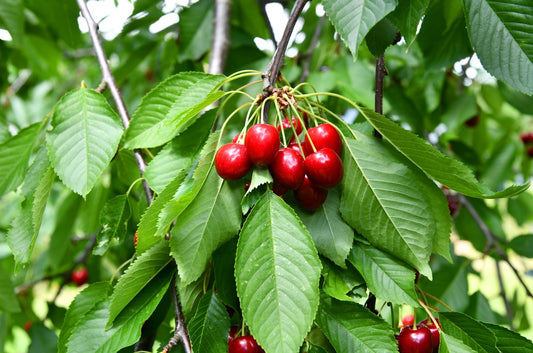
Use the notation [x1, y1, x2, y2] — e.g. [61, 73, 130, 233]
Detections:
[397, 315, 441, 353]
[520, 132, 533, 158]
[214, 117, 344, 210]
[227, 326, 264, 353]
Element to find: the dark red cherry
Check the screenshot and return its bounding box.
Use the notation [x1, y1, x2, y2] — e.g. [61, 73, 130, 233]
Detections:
[294, 175, 328, 210]
[419, 318, 440, 353]
[303, 123, 342, 156]
[304, 148, 344, 189]
[228, 335, 265, 353]
[215, 143, 252, 180]
[398, 325, 433, 353]
[245, 124, 280, 166]
[277, 116, 303, 135]
[269, 148, 305, 190]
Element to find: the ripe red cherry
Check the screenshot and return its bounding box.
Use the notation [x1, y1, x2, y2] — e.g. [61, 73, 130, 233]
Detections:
[402, 314, 415, 327]
[398, 325, 433, 353]
[464, 115, 479, 127]
[419, 318, 440, 353]
[294, 176, 328, 210]
[71, 268, 89, 286]
[269, 148, 305, 190]
[277, 116, 303, 135]
[24, 321, 32, 333]
[228, 335, 265, 353]
[228, 325, 240, 344]
[215, 143, 252, 180]
[303, 123, 342, 156]
[245, 124, 280, 166]
[304, 148, 344, 189]
[232, 133, 244, 144]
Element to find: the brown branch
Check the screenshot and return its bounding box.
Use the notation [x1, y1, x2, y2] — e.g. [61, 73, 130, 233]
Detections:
[459, 195, 533, 299]
[259, 0, 278, 49]
[495, 260, 515, 328]
[76, 0, 153, 204]
[162, 275, 192, 353]
[374, 54, 387, 138]
[209, 0, 232, 75]
[299, 15, 325, 83]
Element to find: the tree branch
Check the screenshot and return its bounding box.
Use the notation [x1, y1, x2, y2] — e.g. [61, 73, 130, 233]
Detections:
[209, 0, 232, 75]
[162, 275, 192, 353]
[299, 15, 325, 83]
[259, 0, 278, 49]
[76, 0, 153, 204]
[459, 195, 533, 300]
[374, 54, 387, 138]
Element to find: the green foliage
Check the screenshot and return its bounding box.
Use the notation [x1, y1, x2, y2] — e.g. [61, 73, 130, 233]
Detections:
[2, 1, 533, 352]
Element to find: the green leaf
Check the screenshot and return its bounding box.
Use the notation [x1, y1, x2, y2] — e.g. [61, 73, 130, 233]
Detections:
[294, 189, 353, 267]
[58, 282, 111, 353]
[417, 0, 472, 69]
[107, 242, 172, 326]
[508, 234, 533, 258]
[235, 192, 321, 353]
[0, 262, 20, 313]
[388, 0, 430, 47]
[464, 0, 533, 95]
[322, 0, 398, 58]
[316, 296, 398, 353]
[0, 122, 41, 197]
[440, 332, 477, 353]
[144, 112, 215, 193]
[7, 146, 54, 270]
[46, 88, 123, 197]
[170, 165, 243, 285]
[189, 290, 231, 353]
[484, 323, 533, 352]
[465, 291, 497, 324]
[213, 239, 239, 310]
[28, 323, 58, 353]
[358, 106, 529, 198]
[348, 242, 419, 307]
[507, 192, 533, 226]
[123, 72, 225, 149]
[365, 18, 398, 57]
[0, 0, 23, 47]
[419, 260, 469, 311]
[322, 260, 365, 302]
[439, 312, 499, 353]
[340, 137, 434, 278]
[178, 0, 214, 61]
[93, 195, 130, 256]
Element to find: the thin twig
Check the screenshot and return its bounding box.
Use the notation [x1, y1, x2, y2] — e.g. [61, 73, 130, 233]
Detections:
[374, 54, 387, 138]
[459, 195, 533, 299]
[495, 260, 515, 328]
[76, 0, 153, 204]
[162, 275, 192, 353]
[209, 0, 232, 75]
[259, 0, 278, 49]
[299, 15, 325, 82]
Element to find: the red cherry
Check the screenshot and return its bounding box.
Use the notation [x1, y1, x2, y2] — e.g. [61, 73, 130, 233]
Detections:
[245, 124, 280, 166]
[527, 146, 533, 158]
[269, 148, 305, 190]
[419, 318, 440, 353]
[228, 335, 265, 353]
[272, 181, 288, 196]
[294, 175, 328, 210]
[398, 325, 433, 353]
[71, 268, 89, 286]
[232, 133, 244, 144]
[303, 123, 342, 156]
[134, 231, 138, 248]
[304, 148, 344, 189]
[287, 141, 305, 156]
[402, 314, 415, 327]
[215, 143, 252, 180]
[24, 321, 32, 333]
[464, 115, 479, 127]
[277, 116, 303, 135]
[228, 325, 239, 344]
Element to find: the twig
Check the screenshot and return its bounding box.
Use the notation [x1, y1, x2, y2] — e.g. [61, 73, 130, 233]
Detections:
[459, 195, 533, 299]
[162, 275, 192, 353]
[209, 0, 232, 75]
[76, 0, 153, 204]
[374, 54, 387, 138]
[261, 0, 308, 122]
[259, 0, 278, 49]
[495, 260, 515, 328]
[299, 15, 325, 82]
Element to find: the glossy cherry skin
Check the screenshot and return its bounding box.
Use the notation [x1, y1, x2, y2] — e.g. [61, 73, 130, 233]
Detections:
[277, 116, 303, 135]
[228, 325, 240, 344]
[294, 175, 328, 210]
[419, 319, 440, 353]
[269, 148, 305, 190]
[215, 143, 252, 180]
[245, 124, 280, 166]
[304, 148, 344, 189]
[402, 314, 415, 327]
[71, 268, 89, 286]
[303, 123, 342, 156]
[398, 325, 433, 353]
[228, 335, 265, 353]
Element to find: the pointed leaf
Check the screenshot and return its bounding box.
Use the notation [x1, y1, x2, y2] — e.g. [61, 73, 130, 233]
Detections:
[440, 332, 477, 353]
[124, 72, 225, 149]
[58, 282, 111, 353]
[0, 0, 23, 47]
[439, 312, 499, 353]
[388, 0, 430, 46]
[46, 88, 123, 197]
[322, 0, 398, 58]
[93, 195, 130, 255]
[484, 323, 533, 352]
[170, 166, 243, 285]
[348, 242, 419, 307]
[294, 189, 353, 267]
[189, 290, 231, 353]
[316, 296, 398, 353]
[178, 0, 214, 61]
[108, 242, 172, 326]
[28, 323, 58, 353]
[340, 137, 434, 277]
[322, 260, 365, 302]
[358, 106, 529, 197]
[0, 122, 41, 197]
[464, 0, 533, 95]
[235, 192, 321, 353]
[0, 262, 20, 313]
